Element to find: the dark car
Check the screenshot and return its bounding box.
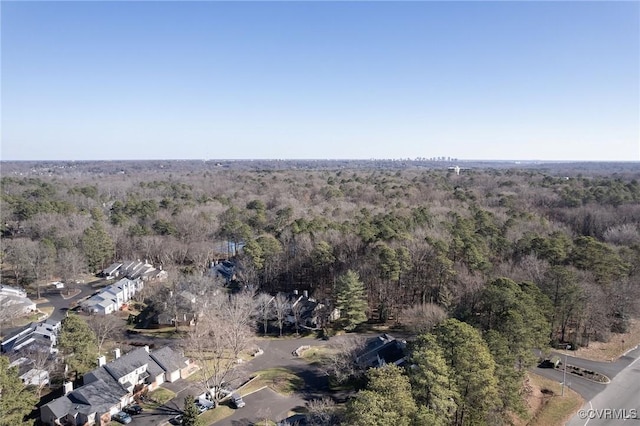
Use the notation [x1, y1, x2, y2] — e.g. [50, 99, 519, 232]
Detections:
[112, 411, 132, 424]
[539, 356, 561, 369]
[123, 404, 143, 415]
[195, 401, 209, 413]
[231, 393, 245, 408]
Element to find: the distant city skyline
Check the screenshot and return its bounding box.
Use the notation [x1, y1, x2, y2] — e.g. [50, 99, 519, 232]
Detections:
[1, 1, 638, 161]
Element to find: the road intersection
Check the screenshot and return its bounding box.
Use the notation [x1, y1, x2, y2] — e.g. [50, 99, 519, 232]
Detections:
[565, 345, 640, 426]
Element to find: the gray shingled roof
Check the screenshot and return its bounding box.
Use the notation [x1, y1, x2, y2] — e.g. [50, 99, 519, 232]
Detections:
[147, 358, 165, 379]
[103, 262, 123, 275]
[42, 345, 176, 423]
[150, 346, 187, 373]
[45, 395, 74, 418]
[104, 347, 154, 380]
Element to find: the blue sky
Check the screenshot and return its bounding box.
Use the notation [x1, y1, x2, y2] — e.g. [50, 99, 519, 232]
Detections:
[1, 1, 638, 161]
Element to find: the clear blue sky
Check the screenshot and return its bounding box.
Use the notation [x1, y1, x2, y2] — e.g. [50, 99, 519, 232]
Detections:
[1, 1, 638, 161]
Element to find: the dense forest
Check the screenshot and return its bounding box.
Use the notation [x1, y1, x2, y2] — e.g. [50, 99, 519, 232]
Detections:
[1, 160, 639, 424]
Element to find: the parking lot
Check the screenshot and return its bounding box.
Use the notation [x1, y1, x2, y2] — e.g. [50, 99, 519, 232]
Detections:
[112, 335, 336, 425]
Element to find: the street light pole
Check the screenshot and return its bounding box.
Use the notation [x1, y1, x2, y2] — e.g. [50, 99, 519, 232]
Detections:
[562, 344, 571, 396]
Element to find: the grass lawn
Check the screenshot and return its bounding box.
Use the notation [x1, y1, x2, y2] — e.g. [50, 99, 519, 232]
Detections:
[130, 326, 187, 339]
[184, 350, 252, 383]
[242, 368, 304, 396]
[238, 377, 267, 396]
[199, 405, 234, 424]
[39, 306, 55, 316]
[524, 373, 583, 426]
[3, 310, 49, 329]
[300, 346, 335, 365]
[185, 357, 236, 383]
[140, 387, 176, 409]
[152, 387, 176, 404]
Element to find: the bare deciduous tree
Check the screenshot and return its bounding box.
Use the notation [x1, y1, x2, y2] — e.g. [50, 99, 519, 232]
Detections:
[183, 290, 254, 402]
[306, 397, 342, 426]
[399, 303, 447, 334]
[86, 314, 123, 355]
[255, 292, 274, 335]
[291, 299, 305, 335]
[321, 336, 366, 385]
[221, 290, 256, 358]
[273, 293, 289, 337]
[185, 312, 242, 402]
[20, 346, 58, 398]
[56, 247, 87, 284]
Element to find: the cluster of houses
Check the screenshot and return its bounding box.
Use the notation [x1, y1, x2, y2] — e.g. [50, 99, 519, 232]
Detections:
[1, 318, 61, 387]
[100, 260, 167, 282]
[81, 278, 144, 316]
[81, 261, 167, 316]
[40, 345, 193, 426]
[0, 284, 37, 321]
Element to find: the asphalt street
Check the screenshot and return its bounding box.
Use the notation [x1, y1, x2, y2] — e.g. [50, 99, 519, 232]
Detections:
[566, 345, 640, 426]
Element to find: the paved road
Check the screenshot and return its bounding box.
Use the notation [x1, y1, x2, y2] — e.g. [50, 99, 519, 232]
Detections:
[213, 336, 340, 426]
[532, 347, 640, 402]
[546, 350, 634, 381]
[533, 364, 607, 402]
[222, 387, 306, 426]
[39, 284, 95, 322]
[566, 345, 640, 426]
[1, 284, 93, 338]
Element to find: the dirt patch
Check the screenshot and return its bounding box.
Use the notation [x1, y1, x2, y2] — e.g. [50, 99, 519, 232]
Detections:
[574, 318, 640, 362]
[517, 373, 583, 426]
[558, 364, 609, 383]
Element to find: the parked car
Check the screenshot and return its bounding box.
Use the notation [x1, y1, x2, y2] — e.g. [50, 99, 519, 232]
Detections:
[539, 356, 561, 369]
[195, 401, 209, 413]
[123, 404, 143, 415]
[169, 414, 183, 425]
[231, 393, 245, 408]
[112, 411, 132, 424]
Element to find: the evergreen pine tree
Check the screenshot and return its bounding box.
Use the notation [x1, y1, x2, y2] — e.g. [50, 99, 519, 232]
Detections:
[335, 270, 368, 331]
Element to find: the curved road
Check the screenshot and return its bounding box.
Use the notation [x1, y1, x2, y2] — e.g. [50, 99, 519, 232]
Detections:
[565, 345, 640, 426]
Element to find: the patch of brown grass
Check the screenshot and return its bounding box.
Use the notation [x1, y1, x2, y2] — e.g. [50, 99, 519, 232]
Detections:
[515, 372, 583, 426]
[574, 319, 640, 362]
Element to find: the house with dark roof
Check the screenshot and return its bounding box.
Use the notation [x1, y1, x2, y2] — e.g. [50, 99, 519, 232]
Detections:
[210, 260, 236, 282]
[40, 346, 191, 426]
[279, 290, 339, 330]
[355, 334, 407, 369]
[100, 262, 123, 279]
[150, 346, 191, 383]
[1, 319, 61, 354]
